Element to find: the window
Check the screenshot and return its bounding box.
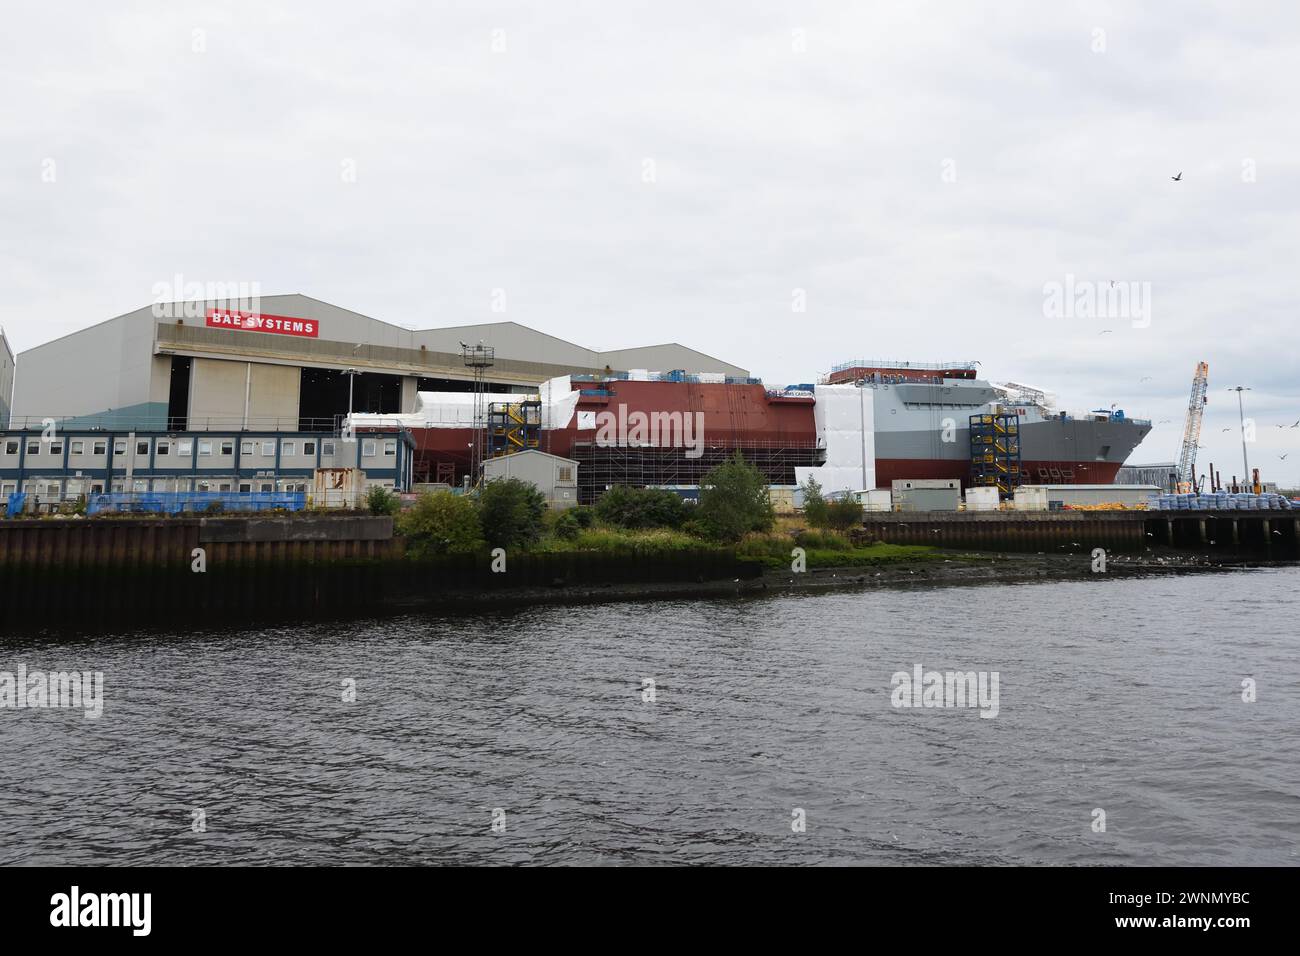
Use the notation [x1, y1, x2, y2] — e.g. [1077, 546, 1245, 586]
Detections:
[49, 440, 64, 455]
[93, 440, 107, 455]
[197, 480, 210, 492]
[383, 440, 396, 457]
[156, 440, 171, 456]
[132, 479, 147, 492]
[90, 483, 103, 494]
[71, 440, 85, 455]
[4, 440, 17, 455]
[261, 441, 275, 456]
[282, 440, 296, 456]
[220, 440, 234, 456]
[239, 482, 252, 493]
[362, 440, 377, 457]
[241, 440, 254, 456]
[558, 466, 573, 482]
[136, 440, 149, 456]
[114, 439, 127, 455]
[178, 439, 193, 456]
[219, 482, 232, 492]
[1, 484, 14, 495]
[303, 441, 316, 455]
[46, 483, 60, 496]
[260, 482, 273, 493]
[321, 440, 335, 456]
[26, 440, 39, 455]
[198, 440, 213, 456]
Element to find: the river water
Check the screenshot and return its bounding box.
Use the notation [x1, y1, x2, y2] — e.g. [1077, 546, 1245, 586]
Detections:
[2, 568, 1297, 866]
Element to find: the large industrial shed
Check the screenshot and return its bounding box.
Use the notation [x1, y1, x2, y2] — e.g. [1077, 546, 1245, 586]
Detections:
[0, 329, 13, 428]
[7, 293, 747, 432]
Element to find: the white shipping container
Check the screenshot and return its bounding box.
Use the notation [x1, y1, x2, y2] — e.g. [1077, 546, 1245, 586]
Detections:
[853, 488, 893, 511]
[965, 486, 1000, 511]
[1013, 486, 1049, 511]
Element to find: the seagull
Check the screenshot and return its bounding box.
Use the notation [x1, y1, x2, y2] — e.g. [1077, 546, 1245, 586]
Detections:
[1099, 329, 1113, 335]
[1291, 421, 1300, 428]
[1222, 427, 1232, 432]
[1158, 419, 1172, 424]
[1110, 280, 1116, 288]
[1139, 376, 1152, 382]
[1172, 172, 1183, 181]
[1281, 454, 1289, 461]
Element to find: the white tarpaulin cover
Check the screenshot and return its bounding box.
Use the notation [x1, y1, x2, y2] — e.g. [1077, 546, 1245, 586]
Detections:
[795, 384, 875, 494]
[347, 376, 581, 431]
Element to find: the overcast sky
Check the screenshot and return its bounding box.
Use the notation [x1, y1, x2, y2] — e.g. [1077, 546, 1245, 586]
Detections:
[2, 1, 1298, 483]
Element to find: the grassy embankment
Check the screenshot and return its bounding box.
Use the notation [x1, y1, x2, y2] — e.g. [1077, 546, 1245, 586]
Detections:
[530, 512, 939, 568]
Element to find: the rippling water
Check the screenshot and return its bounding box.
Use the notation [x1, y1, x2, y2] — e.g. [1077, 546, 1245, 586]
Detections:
[2, 567, 1298, 866]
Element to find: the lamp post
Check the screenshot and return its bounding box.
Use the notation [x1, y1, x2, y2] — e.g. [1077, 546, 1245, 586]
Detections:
[1227, 386, 1251, 490]
[341, 368, 359, 441]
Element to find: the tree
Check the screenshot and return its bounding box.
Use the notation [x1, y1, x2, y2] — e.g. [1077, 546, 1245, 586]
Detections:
[478, 478, 547, 549]
[696, 453, 775, 541]
[396, 491, 483, 557]
[594, 485, 689, 529]
[825, 495, 864, 531]
[801, 476, 829, 528]
[366, 485, 400, 516]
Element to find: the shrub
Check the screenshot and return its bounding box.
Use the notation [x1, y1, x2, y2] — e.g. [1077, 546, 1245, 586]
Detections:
[204, 501, 224, 514]
[696, 453, 775, 542]
[801, 476, 829, 528]
[825, 495, 864, 531]
[366, 485, 401, 516]
[569, 506, 595, 528]
[794, 528, 850, 551]
[551, 510, 582, 540]
[478, 478, 546, 549]
[594, 485, 689, 529]
[396, 491, 483, 557]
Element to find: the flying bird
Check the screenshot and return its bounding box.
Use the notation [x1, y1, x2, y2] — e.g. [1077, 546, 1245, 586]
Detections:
[1172, 172, 1183, 181]
[1281, 454, 1290, 461]
[1139, 376, 1152, 382]
[1222, 428, 1232, 432]
[1099, 329, 1113, 335]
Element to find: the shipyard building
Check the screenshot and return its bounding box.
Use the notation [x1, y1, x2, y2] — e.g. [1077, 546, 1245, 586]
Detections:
[1, 293, 1150, 508]
[0, 294, 750, 501]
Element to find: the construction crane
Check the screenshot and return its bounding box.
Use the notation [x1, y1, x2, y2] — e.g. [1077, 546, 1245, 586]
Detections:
[1175, 361, 1209, 493]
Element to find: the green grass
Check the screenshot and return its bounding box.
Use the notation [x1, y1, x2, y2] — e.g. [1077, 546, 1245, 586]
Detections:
[533, 525, 719, 555]
[737, 530, 939, 568]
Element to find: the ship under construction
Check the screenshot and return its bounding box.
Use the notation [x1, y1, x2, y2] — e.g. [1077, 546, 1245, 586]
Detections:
[380, 359, 1151, 504]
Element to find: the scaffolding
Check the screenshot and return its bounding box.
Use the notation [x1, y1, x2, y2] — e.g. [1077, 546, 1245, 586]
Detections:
[968, 412, 1023, 495]
[572, 440, 823, 505]
[461, 344, 495, 483]
[487, 400, 542, 458]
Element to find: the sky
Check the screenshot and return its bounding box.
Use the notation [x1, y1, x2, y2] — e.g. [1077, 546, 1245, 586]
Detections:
[2, 1, 1298, 484]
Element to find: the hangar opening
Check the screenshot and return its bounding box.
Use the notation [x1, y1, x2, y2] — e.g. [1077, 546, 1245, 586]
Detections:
[167, 356, 192, 429]
[299, 368, 402, 430]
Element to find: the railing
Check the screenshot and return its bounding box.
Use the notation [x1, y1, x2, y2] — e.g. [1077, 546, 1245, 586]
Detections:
[830, 359, 978, 373]
[2, 415, 415, 435]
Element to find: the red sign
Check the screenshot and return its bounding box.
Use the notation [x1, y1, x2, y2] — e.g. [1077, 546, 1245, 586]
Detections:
[205, 308, 319, 338]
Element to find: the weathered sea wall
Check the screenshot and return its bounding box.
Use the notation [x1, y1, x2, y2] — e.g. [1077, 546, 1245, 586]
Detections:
[0, 516, 756, 629]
